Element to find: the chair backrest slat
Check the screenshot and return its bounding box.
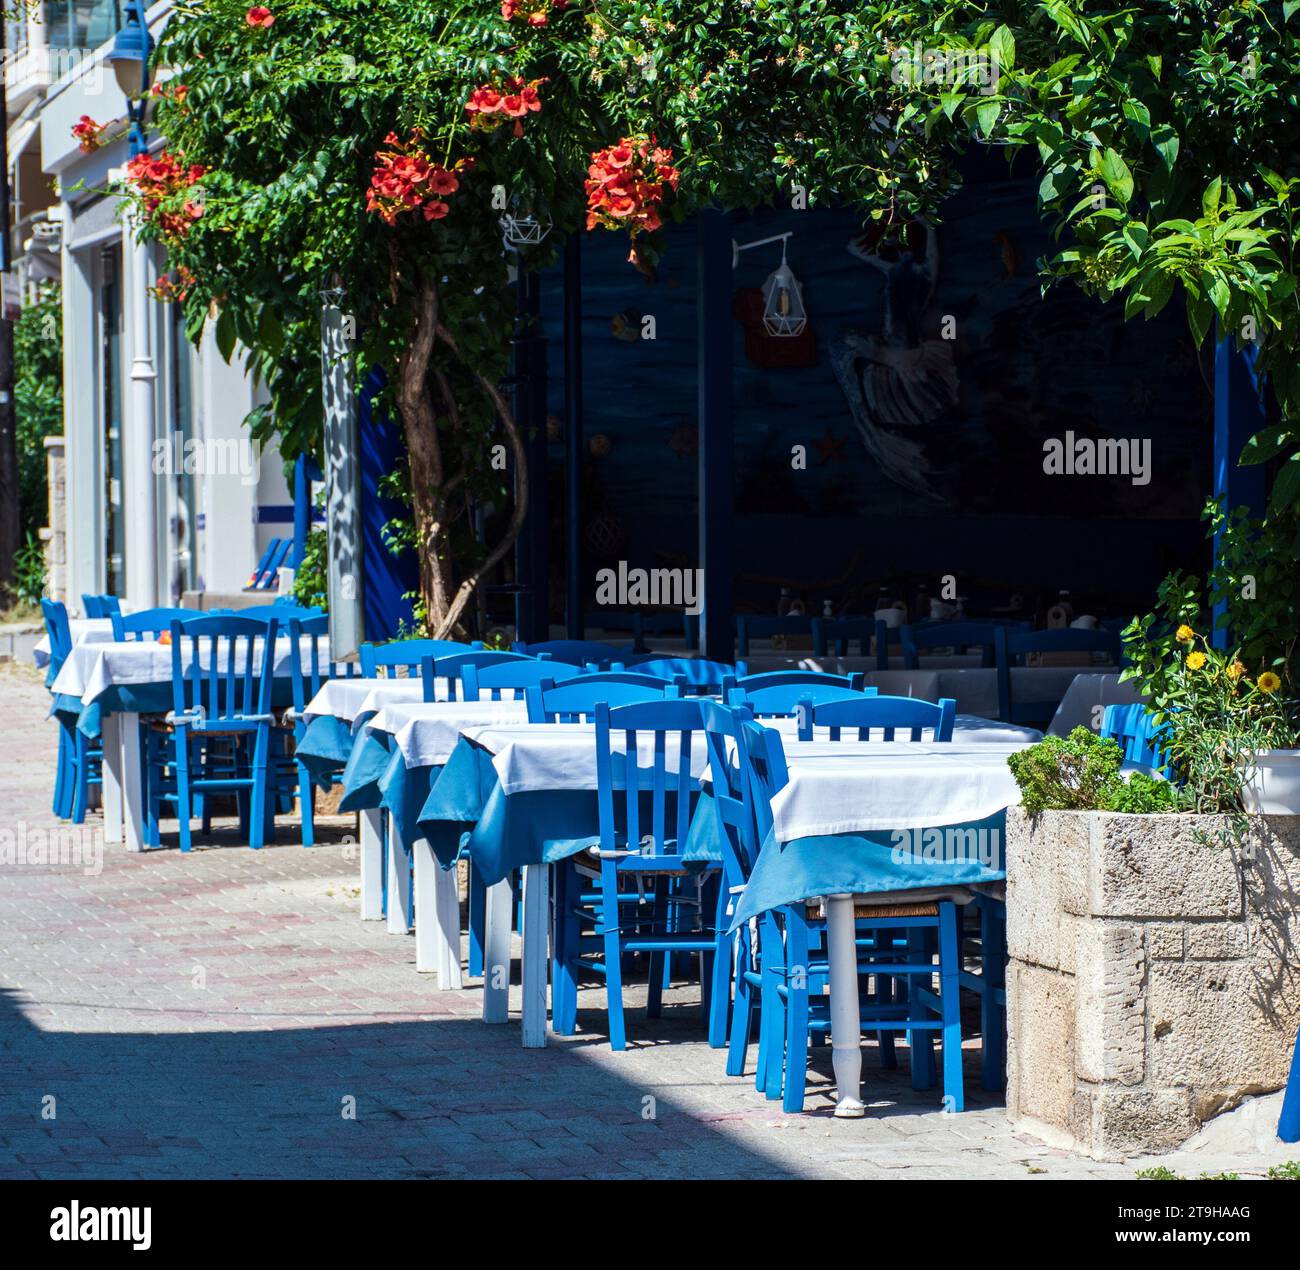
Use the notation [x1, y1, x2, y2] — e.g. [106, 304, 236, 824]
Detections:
[729, 670, 871, 718]
[632, 657, 745, 697]
[461, 658, 583, 701]
[170, 615, 276, 723]
[524, 672, 679, 723]
[421, 650, 535, 702]
[594, 699, 705, 858]
[112, 606, 200, 642]
[359, 638, 477, 678]
[796, 693, 957, 743]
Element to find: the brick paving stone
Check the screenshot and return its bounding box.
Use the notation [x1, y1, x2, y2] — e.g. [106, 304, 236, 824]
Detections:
[0, 662, 1286, 1180]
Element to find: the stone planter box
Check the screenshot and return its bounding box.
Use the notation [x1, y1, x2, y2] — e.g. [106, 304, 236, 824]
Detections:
[1004, 808, 1300, 1160]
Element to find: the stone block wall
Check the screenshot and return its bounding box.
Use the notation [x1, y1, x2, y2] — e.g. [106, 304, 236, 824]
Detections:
[1005, 808, 1300, 1159]
[41, 435, 66, 604]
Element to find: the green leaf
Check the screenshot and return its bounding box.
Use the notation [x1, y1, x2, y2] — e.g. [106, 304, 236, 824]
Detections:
[975, 98, 1001, 138]
[1099, 148, 1134, 204]
[215, 308, 238, 364]
[989, 24, 1015, 72]
[1203, 177, 1223, 218]
[1240, 423, 1295, 466]
[1151, 124, 1179, 170]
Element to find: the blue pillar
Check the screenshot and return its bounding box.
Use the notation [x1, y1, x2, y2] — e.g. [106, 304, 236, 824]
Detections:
[292, 454, 310, 569]
[564, 237, 585, 639]
[697, 209, 734, 662]
[1212, 331, 1268, 649]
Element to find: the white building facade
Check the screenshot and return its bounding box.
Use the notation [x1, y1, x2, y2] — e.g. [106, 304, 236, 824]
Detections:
[12, 2, 291, 614]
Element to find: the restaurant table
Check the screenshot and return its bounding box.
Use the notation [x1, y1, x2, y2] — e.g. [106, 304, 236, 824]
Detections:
[417, 714, 1040, 1048]
[1046, 672, 1142, 736]
[47, 635, 327, 852]
[729, 739, 1034, 1117]
[348, 699, 532, 990]
[32, 617, 120, 670]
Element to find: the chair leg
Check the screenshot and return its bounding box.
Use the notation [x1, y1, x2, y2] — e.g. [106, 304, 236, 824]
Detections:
[782, 969, 810, 1114]
[877, 966, 898, 1070]
[249, 727, 270, 850]
[53, 725, 71, 818]
[980, 900, 1007, 1092]
[551, 860, 579, 1035]
[938, 903, 964, 1112]
[726, 931, 753, 1078]
[70, 730, 90, 824]
[468, 858, 486, 980]
[298, 761, 315, 847]
[908, 928, 936, 1090]
[708, 891, 732, 1050]
[600, 863, 626, 1051]
[174, 731, 193, 854]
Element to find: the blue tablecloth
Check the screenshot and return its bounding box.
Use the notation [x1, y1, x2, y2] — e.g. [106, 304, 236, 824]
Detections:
[53, 680, 297, 740]
[295, 715, 355, 785]
[418, 736, 723, 885]
[728, 810, 1006, 931]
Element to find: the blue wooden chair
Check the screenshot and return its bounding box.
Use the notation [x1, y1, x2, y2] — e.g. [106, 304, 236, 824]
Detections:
[737, 718, 973, 1112]
[812, 617, 904, 670]
[244, 538, 292, 591]
[461, 658, 584, 701]
[901, 620, 1002, 670]
[795, 694, 957, 742]
[1100, 703, 1166, 770]
[81, 593, 121, 619]
[111, 606, 200, 642]
[1281, 1027, 1300, 1143]
[41, 599, 102, 822]
[525, 673, 680, 723]
[420, 650, 534, 702]
[228, 603, 324, 622]
[512, 638, 640, 668]
[736, 614, 813, 657]
[144, 615, 279, 851]
[633, 657, 745, 697]
[286, 615, 358, 846]
[728, 670, 871, 718]
[996, 627, 1123, 727]
[241, 538, 282, 592]
[358, 638, 477, 678]
[550, 698, 730, 1050]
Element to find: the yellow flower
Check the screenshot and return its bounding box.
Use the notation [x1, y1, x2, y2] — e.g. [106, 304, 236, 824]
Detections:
[1185, 651, 1207, 671]
[1258, 671, 1282, 694]
[1175, 624, 1196, 643]
[1226, 660, 1246, 681]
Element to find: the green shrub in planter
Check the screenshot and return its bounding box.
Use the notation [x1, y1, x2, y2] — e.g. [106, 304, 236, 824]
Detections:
[1007, 726, 1181, 815]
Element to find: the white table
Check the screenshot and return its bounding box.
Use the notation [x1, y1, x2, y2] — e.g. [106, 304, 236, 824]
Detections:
[360, 699, 531, 990]
[32, 617, 120, 668]
[50, 634, 329, 852]
[456, 716, 1038, 1049]
[768, 740, 1032, 1117]
[1047, 672, 1141, 736]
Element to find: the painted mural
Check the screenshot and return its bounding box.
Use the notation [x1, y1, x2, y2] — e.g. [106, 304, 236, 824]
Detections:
[539, 153, 1211, 618]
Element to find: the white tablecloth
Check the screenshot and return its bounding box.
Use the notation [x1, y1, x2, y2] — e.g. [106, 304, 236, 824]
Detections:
[303, 675, 437, 726]
[366, 699, 530, 768]
[1047, 672, 1142, 736]
[770, 741, 1031, 840]
[49, 636, 332, 706]
[460, 714, 1040, 797]
[32, 618, 119, 668]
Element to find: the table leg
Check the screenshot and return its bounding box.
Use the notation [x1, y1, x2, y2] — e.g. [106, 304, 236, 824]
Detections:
[120, 713, 144, 854]
[481, 874, 513, 1025]
[521, 863, 549, 1048]
[100, 713, 123, 845]
[385, 813, 411, 936]
[826, 893, 865, 1118]
[413, 835, 463, 988]
[358, 809, 383, 921]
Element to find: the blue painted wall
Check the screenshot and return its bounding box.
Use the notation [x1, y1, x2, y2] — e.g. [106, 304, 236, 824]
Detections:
[360, 368, 418, 639]
[539, 156, 1212, 621]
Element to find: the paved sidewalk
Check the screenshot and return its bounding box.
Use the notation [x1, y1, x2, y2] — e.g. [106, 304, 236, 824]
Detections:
[0, 664, 1288, 1180]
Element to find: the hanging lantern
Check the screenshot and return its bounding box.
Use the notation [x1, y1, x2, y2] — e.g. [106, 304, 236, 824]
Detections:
[761, 256, 807, 338]
[500, 210, 552, 249]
